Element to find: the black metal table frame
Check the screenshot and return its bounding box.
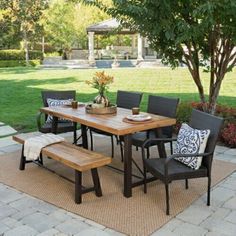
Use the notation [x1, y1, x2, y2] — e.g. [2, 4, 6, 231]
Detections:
[52, 116, 166, 198]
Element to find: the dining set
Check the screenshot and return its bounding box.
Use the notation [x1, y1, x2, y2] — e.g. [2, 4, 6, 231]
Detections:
[36, 90, 223, 215]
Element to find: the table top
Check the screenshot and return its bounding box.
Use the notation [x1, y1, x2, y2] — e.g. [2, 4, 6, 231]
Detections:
[40, 106, 176, 136]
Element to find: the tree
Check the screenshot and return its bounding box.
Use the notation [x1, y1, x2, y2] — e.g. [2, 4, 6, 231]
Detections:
[44, 0, 110, 56]
[74, 3, 110, 49]
[0, 9, 21, 49]
[0, 0, 48, 64]
[83, 0, 236, 114]
[44, 0, 79, 59]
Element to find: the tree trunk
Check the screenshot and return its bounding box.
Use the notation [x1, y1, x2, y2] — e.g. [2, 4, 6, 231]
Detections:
[182, 45, 208, 111]
[42, 36, 45, 54]
[23, 30, 29, 66]
[208, 79, 223, 114]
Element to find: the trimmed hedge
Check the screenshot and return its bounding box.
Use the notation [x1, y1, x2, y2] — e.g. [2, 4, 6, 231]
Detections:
[0, 60, 41, 68]
[0, 50, 43, 60]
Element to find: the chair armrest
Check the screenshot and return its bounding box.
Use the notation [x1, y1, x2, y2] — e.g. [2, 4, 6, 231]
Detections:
[164, 152, 213, 176]
[36, 112, 44, 130]
[142, 137, 177, 149]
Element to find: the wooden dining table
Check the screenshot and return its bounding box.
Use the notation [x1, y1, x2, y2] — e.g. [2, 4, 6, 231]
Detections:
[40, 105, 176, 198]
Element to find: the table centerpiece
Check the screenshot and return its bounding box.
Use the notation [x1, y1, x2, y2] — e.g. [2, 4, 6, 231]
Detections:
[85, 71, 117, 114]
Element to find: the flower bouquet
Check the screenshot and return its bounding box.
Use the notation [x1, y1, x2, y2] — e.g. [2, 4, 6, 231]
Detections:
[85, 71, 117, 114]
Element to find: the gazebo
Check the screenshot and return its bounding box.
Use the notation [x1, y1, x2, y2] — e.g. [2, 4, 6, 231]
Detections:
[86, 19, 145, 63]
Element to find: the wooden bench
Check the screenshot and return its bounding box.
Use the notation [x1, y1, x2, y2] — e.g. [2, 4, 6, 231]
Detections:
[13, 132, 111, 204]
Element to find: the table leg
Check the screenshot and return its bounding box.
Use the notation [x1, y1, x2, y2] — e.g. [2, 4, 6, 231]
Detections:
[155, 129, 167, 158]
[73, 122, 77, 144]
[52, 116, 58, 134]
[81, 124, 88, 149]
[123, 134, 132, 198]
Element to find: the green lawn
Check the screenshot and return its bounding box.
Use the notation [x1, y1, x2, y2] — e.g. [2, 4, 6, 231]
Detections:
[0, 67, 235, 132]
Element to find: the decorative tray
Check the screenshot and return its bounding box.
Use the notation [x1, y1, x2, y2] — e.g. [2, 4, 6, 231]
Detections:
[85, 104, 117, 115]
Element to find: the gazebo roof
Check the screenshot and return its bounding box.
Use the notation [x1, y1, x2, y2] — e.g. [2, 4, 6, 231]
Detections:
[86, 18, 135, 35]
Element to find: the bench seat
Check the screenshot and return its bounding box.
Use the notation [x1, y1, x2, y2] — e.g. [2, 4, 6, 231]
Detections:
[13, 132, 111, 204]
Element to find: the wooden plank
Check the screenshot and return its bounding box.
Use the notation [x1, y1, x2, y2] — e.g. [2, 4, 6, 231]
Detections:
[12, 133, 111, 172]
[12, 132, 42, 144]
[40, 106, 176, 136]
[43, 142, 111, 172]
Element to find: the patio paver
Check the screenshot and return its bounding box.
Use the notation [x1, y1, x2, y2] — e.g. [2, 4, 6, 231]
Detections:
[0, 125, 17, 138]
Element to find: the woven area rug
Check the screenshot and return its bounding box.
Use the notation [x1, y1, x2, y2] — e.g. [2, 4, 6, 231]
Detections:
[0, 135, 235, 236]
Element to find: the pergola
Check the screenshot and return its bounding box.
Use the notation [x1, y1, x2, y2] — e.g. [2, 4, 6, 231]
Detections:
[86, 19, 144, 63]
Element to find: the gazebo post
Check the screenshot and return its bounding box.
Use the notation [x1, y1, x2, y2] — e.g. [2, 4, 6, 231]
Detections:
[137, 34, 144, 62]
[88, 32, 95, 65]
[132, 35, 136, 55]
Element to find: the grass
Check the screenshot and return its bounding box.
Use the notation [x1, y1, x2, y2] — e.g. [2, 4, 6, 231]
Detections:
[0, 66, 235, 132]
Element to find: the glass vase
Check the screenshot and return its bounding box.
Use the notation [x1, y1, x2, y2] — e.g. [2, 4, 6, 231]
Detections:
[94, 93, 109, 107]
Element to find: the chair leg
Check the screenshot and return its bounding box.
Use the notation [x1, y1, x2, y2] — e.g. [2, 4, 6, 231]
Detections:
[115, 135, 119, 145]
[170, 142, 173, 155]
[141, 148, 147, 193]
[143, 164, 147, 194]
[147, 147, 150, 159]
[165, 183, 170, 215]
[111, 136, 114, 158]
[120, 141, 124, 162]
[136, 146, 138, 151]
[89, 129, 94, 151]
[185, 179, 189, 189]
[207, 177, 211, 206]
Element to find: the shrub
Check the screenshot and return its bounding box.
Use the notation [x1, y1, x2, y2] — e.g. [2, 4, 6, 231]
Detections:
[177, 102, 192, 123]
[0, 60, 41, 68]
[221, 122, 236, 148]
[0, 50, 25, 60]
[0, 50, 43, 60]
[177, 101, 236, 148]
[28, 51, 44, 60]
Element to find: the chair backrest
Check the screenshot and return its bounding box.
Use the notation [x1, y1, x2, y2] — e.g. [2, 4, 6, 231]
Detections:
[116, 90, 143, 109]
[189, 109, 224, 170]
[41, 90, 76, 107]
[147, 95, 179, 137]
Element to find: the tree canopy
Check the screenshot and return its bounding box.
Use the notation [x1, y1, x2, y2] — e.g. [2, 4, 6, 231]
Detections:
[84, 0, 236, 113]
[0, 0, 49, 63]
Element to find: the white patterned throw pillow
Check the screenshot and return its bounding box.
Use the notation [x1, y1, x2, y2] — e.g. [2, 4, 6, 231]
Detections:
[174, 123, 210, 170]
[46, 98, 73, 123]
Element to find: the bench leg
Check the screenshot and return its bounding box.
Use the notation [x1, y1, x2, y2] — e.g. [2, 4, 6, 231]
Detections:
[19, 145, 26, 170]
[91, 168, 102, 197]
[75, 170, 82, 204]
[39, 153, 43, 165]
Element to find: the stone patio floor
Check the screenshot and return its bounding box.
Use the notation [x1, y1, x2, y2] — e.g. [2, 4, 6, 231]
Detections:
[0, 132, 235, 236]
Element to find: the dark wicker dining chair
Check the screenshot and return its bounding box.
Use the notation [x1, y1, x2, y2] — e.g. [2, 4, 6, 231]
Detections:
[141, 109, 224, 215]
[131, 95, 180, 157]
[89, 90, 143, 159]
[37, 90, 76, 134]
